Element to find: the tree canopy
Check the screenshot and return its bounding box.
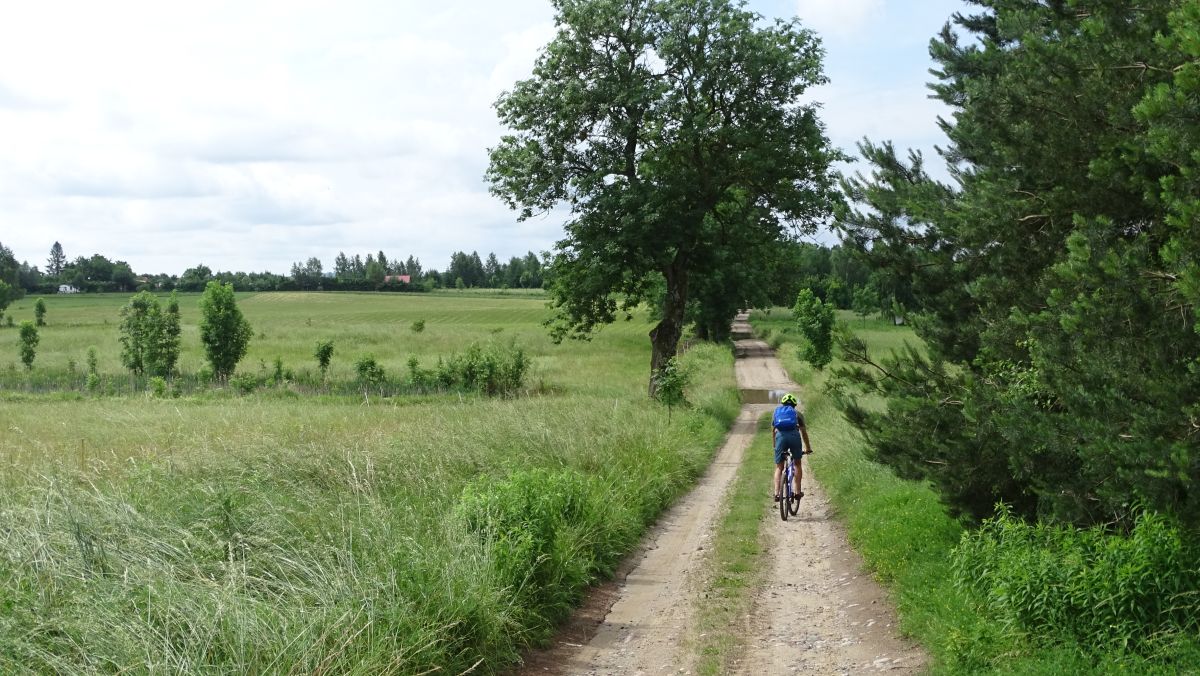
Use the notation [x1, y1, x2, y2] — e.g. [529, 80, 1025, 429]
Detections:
[487, 0, 839, 390]
[834, 0, 1200, 529]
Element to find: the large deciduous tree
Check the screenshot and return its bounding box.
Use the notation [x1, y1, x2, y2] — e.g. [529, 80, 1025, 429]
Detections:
[834, 0, 1200, 528]
[487, 0, 839, 392]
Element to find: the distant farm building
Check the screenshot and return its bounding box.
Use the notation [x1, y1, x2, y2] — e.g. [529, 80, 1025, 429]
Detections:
[384, 275, 411, 284]
[58, 284, 80, 294]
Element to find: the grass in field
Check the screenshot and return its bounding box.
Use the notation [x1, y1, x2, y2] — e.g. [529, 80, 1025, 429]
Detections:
[0, 291, 635, 396]
[0, 293, 740, 674]
[691, 414, 771, 676]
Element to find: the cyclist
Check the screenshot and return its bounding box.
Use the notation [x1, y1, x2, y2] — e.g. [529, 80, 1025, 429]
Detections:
[772, 392, 812, 501]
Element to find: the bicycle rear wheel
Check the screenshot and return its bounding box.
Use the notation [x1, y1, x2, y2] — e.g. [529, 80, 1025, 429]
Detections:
[779, 482, 789, 521]
[788, 492, 800, 516]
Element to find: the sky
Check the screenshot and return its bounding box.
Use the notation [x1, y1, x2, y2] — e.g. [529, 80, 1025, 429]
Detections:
[0, 0, 969, 276]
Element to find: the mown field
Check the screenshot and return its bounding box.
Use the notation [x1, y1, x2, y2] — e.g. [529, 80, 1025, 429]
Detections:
[0, 291, 739, 673]
[752, 309, 1200, 674]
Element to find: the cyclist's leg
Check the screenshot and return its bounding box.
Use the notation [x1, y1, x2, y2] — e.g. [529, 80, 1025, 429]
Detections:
[772, 433, 786, 498]
[786, 433, 803, 495]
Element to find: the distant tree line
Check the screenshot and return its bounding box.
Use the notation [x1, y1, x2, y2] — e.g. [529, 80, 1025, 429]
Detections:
[0, 240, 548, 295]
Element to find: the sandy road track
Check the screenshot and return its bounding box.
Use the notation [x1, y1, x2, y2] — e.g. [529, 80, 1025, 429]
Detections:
[517, 315, 925, 675]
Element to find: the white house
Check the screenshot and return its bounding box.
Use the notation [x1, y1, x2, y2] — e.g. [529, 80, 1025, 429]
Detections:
[58, 284, 79, 294]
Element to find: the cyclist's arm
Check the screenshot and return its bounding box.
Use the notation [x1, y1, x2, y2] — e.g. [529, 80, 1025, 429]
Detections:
[800, 424, 813, 454]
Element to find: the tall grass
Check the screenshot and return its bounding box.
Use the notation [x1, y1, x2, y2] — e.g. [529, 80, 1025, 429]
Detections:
[0, 295, 738, 673]
[750, 309, 1200, 674]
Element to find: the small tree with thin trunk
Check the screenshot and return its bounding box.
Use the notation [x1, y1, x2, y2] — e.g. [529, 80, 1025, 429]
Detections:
[34, 298, 46, 326]
[199, 281, 252, 382]
[314, 340, 334, 380]
[793, 288, 834, 370]
[18, 320, 37, 369]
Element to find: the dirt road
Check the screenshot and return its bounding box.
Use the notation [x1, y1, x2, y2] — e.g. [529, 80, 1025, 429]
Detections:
[518, 314, 925, 674]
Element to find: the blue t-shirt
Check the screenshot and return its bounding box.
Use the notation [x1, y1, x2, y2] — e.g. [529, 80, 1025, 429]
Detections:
[772, 404, 802, 432]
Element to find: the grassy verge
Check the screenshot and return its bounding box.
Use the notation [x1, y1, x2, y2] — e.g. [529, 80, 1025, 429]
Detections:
[690, 414, 771, 675]
[751, 309, 1200, 674]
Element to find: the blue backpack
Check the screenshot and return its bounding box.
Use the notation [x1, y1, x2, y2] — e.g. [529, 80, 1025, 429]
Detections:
[773, 405, 798, 431]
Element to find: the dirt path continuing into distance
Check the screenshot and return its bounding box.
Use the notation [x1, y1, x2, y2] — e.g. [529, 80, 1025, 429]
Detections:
[517, 314, 925, 675]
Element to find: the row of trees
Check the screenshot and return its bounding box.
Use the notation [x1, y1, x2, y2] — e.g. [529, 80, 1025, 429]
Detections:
[0, 240, 549, 295]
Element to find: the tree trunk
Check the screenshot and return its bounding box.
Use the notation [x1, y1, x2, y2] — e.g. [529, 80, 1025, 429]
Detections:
[649, 261, 688, 397]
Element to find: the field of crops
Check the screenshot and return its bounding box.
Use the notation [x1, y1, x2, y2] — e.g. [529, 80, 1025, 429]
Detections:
[0, 291, 739, 673]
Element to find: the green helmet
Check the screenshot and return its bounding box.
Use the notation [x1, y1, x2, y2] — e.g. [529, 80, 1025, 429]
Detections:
[780, 393, 798, 406]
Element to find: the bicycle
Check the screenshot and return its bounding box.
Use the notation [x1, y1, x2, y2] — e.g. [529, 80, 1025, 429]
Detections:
[778, 448, 812, 521]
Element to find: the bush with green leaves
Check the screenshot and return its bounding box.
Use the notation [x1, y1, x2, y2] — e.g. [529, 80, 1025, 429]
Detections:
[33, 298, 46, 327]
[410, 319, 425, 333]
[17, 320, 37, 369]
[148, 376, 167, 398]
[229, 372, 258, 395]
[118, 291, 181, 378]
[434, 341, 529, 396]
[792, 288, 835, 369]
[353, 355, 386, 388]
[651, 356, 691, 420]
[313, 340, 334, 379]
[199, 282, 251, 382]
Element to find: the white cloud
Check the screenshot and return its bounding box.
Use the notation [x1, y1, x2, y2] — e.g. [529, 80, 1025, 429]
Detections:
[0, 0, 965, 273]
[796, 0, 885, 38]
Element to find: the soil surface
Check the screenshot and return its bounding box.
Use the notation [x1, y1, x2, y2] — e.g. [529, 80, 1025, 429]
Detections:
[515, 314, 926, 675]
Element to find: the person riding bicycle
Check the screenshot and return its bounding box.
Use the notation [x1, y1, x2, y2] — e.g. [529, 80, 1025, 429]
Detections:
[772, 393, 812, 502]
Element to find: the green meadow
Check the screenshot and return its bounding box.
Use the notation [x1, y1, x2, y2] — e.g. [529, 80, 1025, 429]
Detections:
[0, 291, 739, 673]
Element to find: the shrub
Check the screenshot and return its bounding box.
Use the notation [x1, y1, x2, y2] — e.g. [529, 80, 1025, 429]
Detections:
[229, 373, 258, 395]
[313, 340, 334, 379]
[149, 376, 167, 398]
[651, 356, 691, 421]
[354, 355, 386, 387]
[411, 319, 426, 333]
[271, 356, 285, 384]
[435, 341, 529, 396]
[33, 298, 46, 326]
